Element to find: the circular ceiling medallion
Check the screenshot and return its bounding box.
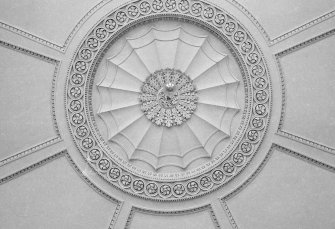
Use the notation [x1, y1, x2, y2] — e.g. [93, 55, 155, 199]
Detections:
[139, 68, 198, 127]
[66, 0, 271, 200]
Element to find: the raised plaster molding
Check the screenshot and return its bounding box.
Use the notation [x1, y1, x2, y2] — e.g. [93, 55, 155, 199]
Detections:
[125, 204, 221, 229]
[0, 137, 62, 167]
[220, 143, 335, 229]
[0, 150, 123, 229]
[225, 0, 335, 46]
[65, 0, 272, 201]
[0, 0, 113, 52]
[0, 40, 62, 166]
[221, 199, 238, 229]
[1, 0, 331, 52]
[96, 25, 240, 171]
[63, 151, 123, 229]
[220, 144, 335, 229]
[275, 28, 335, 155]
[222, 144, 335, 201]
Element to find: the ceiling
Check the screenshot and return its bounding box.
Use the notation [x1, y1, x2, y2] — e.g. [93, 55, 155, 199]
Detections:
[0, 0, 335, 228]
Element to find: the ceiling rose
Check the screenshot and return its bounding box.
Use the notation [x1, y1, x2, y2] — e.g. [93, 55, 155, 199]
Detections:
[139, 68, 198, 127]
[66, 0, 271, 200]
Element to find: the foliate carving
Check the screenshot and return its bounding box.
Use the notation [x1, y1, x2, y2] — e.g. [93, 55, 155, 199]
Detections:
[233, 30, 246, 43]
[74, 61, 87, 72]
[160, 184, 172, 197]
[104, 18, 117, 31]
[152, 0, 164, 11]
[240, 142, 252, 154]
[214, 13, 225, 26]
[133, 180, 145, 191]
[82, 137, 94, 149]
[139, 69, 198, 127]
[69, 100, 82, 112]
[109, 168, 121, 179]
[87, 37, 99, 50]
[71, 113, 84, 125]
[98, 158, 110, 170]
[212, 170, 224, 182]
[127, 5, 140, 18]
[203, 6, 214, 19]
[76, 126, 88, 138]
[140, 1, 151, 14]
[178, 0, 189, 12]
[120, 175, 132, 187]
[240, 40, 253, 53]
[89, 149, 101, 160]
[173, 184, 185, 196]
[186, 180, 199, 193]
[71, 73, 84, 85]
[191, 2, 202, 16]
[146, 183, 158, 195]
[65, 0, 271, 201]
[232, 152, 244, 165]
[254, 104, 267, 116]
[200, 176, 212, 189]
[165, 0, 177, 10]
[225, 21, 237, 33]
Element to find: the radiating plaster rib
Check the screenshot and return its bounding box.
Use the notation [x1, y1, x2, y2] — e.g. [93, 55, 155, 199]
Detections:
[0, 150, 123, 229]
[273, 133, 335, 168]
[223, 144, 335, 201]
[0, 0, 113, 52]
[225, 0, 335, 46]
[0, 150, 121, 203]
[221, 199, 239, 229]
[0, 40, 61, 166]
[124, 205, 221, 229]
[276, 28, 335, 155]
[220, 144, 335, 229]
[0, 137, 62, 167]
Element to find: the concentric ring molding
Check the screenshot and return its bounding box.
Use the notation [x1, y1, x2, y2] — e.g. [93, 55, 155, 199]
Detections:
[64, 0, 272, 201]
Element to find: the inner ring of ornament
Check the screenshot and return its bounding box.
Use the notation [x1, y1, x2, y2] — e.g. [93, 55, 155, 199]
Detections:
[140, 68, 198, 127]
[92, 20, 246, 175]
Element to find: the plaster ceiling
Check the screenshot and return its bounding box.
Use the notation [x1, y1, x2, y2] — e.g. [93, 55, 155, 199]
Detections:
[0, 0, 335, 228]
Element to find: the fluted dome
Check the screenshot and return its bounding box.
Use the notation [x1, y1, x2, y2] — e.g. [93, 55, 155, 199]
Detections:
[92, 21, 244, 173]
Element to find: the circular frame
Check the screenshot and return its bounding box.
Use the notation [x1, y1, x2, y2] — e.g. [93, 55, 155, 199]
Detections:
[65, 0, 271, 201]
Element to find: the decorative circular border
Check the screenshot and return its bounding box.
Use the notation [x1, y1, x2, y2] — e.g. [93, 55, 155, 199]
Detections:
[65, 0, 271, 200]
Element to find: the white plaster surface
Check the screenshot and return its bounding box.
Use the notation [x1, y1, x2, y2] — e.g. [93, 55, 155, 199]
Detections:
[0, 0, 335, 228]
[280, 34, 335, 148]
[0, 46, 57, 159]
[236, 0, 335, 39]
[0, 156, 117, 229]
[227, 149, 335, 229]
[129, 209, 217, 229]
[0, 0, 101, 45]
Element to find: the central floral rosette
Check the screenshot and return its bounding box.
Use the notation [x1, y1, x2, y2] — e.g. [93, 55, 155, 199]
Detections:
[139, 68, 198, 127]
